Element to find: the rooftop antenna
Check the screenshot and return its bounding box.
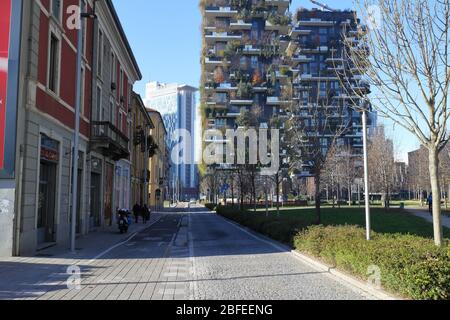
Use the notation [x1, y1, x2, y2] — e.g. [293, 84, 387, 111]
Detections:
[309, 0, 337, 12]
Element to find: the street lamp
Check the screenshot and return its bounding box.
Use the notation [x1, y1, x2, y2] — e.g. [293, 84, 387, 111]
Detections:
[70, 2, 96, 254]
[362, 105, 371, 241]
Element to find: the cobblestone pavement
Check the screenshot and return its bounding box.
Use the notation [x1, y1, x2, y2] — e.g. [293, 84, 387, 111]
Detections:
[188, 205, 377, 300]
[0, 210, 192, 300]
[0, 204, 380, 300]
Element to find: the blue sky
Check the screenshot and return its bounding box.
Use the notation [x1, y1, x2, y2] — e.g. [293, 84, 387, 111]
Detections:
[113, 0, 418, 161]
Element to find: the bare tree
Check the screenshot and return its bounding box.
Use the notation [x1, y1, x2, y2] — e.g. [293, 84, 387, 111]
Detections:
[341, 0, 450, 246]
[286, 79, 350, 223]
[367, 126, 396, 208]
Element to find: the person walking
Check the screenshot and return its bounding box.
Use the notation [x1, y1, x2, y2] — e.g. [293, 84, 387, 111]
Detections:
[427, 193, 433, 215]
[132, 203, 141, 223]
[143, 204, 150, 224]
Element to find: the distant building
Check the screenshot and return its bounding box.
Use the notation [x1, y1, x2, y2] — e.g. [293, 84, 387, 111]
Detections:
[147, 108, 169, 210]
[144, 82, 199, 201]
[130, 93, 154, 207]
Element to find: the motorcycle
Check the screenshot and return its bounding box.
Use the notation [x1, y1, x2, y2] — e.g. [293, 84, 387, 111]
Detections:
[117, 209, 129, 234]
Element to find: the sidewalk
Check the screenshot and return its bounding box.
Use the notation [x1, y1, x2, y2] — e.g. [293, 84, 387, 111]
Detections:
[0, 211, 166, 300]
[405, 207, 450, 229]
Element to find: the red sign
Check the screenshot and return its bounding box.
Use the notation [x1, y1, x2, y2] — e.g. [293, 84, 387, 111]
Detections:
[0, 0, 12, 169]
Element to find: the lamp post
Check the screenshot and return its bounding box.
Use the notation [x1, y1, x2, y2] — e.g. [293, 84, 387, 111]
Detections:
[361, 102, 371, 241]
[70, 2, 96, 254]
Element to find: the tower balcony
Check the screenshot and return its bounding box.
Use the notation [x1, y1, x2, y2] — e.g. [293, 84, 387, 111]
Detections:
[289, 27, 312, 38]
[267, 96, 291, 107]
[230, 98, 253, 105]
[291, 55, 312, 66]
[265, 21, 289, 33]
[230, 20, 252, 30]
[204, 57, 231, 71]
[205, 32, 242, 44]
[204, 6, 238, 18]
[297, 19, 335, 27]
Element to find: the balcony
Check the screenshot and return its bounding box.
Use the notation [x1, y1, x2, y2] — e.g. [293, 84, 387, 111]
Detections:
[291, 55, 312, 66]
[266, 0, 291, 13]
[204, 6, 238, 18]
[230, 20, 252, 30]
[297, 19, 335, 27]
[205, 32, 242, 44]
[289, 27, 312, 38]
[265, 21, 289, 33]
[241, 45, 262, 55]
[204, 57, 230, 71]
[91, 122, 129, 161]
[230, 99, 253, 105]
[267, 97, 290, 106]
[325, 57, 344, 64]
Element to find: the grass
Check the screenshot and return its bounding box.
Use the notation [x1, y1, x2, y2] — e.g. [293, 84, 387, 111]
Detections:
[249, 206, 450, 239]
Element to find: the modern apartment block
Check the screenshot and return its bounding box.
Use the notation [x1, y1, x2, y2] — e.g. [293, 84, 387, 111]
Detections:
[144, 82, 198, 201]
[288, 8, 377, 176]
[200, 0, 292, 135]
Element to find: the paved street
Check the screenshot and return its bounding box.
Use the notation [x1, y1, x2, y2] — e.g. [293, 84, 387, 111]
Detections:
[0, 205, 378, 300]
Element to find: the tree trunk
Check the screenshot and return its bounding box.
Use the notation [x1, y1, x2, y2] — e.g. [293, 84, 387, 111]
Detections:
[429, 146, 443, 247]
[314, 173, 321, 224]
[276, 173, 280, 217]
[231, 179, 235, 207]
[348, 182, 352, 206]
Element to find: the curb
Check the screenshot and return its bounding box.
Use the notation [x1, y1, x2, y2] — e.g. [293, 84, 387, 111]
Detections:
[289, 250, 400, 300]
[210, 209, 402, 301]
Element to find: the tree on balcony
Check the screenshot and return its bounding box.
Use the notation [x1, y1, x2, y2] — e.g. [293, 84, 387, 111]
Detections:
[252, 69, 263, 86]
[237, 80, 252, 99]
[214, 67, 225, 84]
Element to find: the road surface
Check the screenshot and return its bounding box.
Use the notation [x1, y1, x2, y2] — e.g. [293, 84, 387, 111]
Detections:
[0, 205, 378, 300]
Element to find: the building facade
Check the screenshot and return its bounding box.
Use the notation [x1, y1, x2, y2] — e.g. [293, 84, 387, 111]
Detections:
[0, 0, 142, 256]
[201, 0, 291, 130]
[144, 82, 198, 201]
[288, 8, 377, 177]
[130, 92, 154, 207]
[147, 108, 168, 210]
[89, 0, 142, 225]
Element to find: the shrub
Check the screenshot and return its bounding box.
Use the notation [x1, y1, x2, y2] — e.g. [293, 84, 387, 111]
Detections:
[205, 203, 217, 211]
[294, 225, 450, 300]
[217, 206, 308, 246]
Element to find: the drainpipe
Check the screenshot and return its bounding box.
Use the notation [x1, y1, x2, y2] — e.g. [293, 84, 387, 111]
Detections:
[14, 146, 24, 257]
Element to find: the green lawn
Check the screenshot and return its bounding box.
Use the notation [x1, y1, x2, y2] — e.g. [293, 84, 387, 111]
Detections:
[245, 206, 450, 239]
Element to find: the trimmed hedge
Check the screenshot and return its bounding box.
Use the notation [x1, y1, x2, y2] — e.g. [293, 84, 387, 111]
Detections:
[294, 226, 450, 300]
[217, 206, 308, 245]
[205, 203, 217, 211]
[216, 206, 450, 300]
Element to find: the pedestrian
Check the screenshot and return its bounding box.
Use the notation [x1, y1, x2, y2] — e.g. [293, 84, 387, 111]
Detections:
[132, 203, 141, 223]
[143, 204, 150, 224]
[427, 193, 433, 215]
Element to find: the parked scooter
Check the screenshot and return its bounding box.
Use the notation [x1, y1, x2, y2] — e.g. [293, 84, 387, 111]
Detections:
[117, 209, 130, 234]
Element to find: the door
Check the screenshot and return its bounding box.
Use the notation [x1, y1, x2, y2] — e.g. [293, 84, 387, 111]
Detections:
[90, 172, 101, 229]
[104, 163, 114, 226]
[37, 161, 57, 244]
